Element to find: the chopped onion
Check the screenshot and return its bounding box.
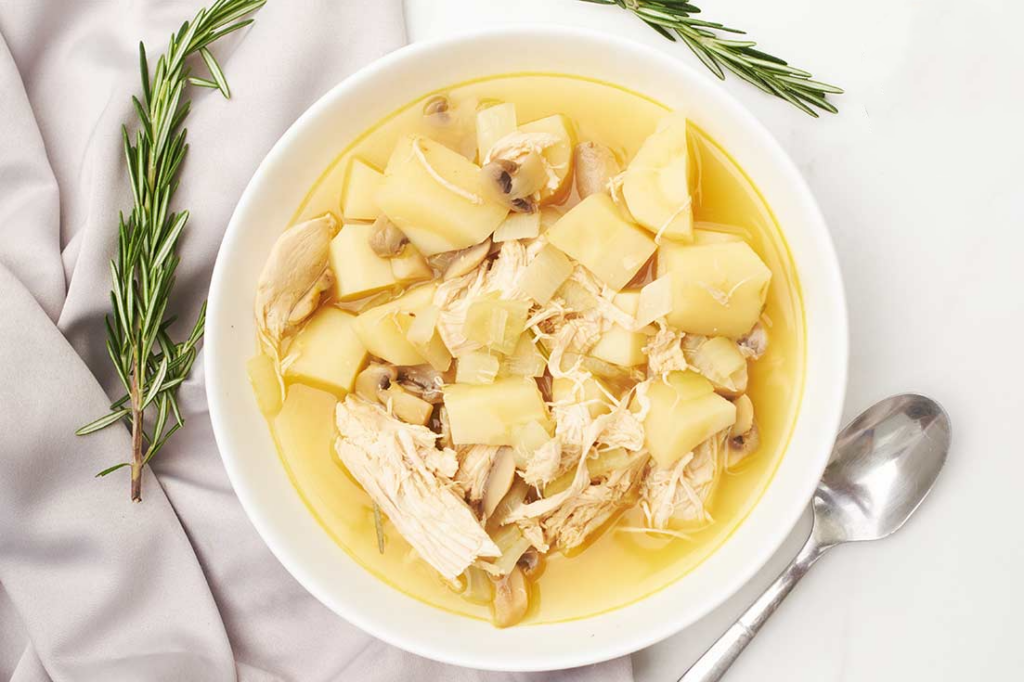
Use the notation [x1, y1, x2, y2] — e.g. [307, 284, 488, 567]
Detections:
[499, 334, 547, 378]
[488, 477, 529, 527]
[519, 244, 573, 304]
[493, 211, 541, 242]
[635, 275, 673, 329]
[455, 350, 500, 385]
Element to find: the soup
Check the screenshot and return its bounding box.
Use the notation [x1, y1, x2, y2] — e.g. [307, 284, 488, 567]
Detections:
[247, 74, 804, 626]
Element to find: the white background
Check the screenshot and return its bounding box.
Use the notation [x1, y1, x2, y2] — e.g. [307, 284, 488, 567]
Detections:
[405, 1, 1024, 680]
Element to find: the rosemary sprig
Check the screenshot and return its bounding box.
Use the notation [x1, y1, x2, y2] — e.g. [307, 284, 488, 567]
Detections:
[580, 0, 842, 116]
[77, 0, 266, 502]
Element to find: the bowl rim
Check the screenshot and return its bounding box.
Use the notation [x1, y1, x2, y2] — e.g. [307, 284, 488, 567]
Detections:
[206, 24, 848, 671]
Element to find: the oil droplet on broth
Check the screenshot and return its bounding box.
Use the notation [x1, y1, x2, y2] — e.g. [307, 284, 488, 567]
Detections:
[270, 74, 805, 624]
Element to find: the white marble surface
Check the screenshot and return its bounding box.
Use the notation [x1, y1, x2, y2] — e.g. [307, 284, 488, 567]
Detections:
[405, 1, 1024, 680]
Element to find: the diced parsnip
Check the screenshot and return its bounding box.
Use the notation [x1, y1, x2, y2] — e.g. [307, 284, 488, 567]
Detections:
[546, 194, 656, 291]
[686, 336, 748, 396]
[464, 297, 530, 355]
[341, 158, 384, 221]
[476, 102, 518, 163]
[376, 136, 508, 256]
[499, 334, 547, 378]
[390, 245, 433, 284]
[555, 278, 598, 312]
[493, 211, 540, 243]
[247, 353, 282, 416]
[456, 350, 500, 384]
[633, 370, 736, 467]
[285, 307, 368, 396]
[329, 223, 397, 300]
[693, 228, 744, 245]
[551, 375, 612, 418]
[384, 385, 433, 426]
[444, 378, 549, 446]
[622, 112, 693, 242]
[509, 419, 553, 467]
[658, 241, 772, 338]
[353, 284, 436, 365]
[731, 394, 754, 437]
[635, 274, 674, 328]
[519, 114, 576, 205]
[406, 305, 453, 372]
[519, 244, 573, 304]
[589, 292, 648, 368]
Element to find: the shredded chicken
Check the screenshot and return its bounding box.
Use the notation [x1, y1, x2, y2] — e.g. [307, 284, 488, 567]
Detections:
[644, 322, 688, 376]
[455, 444, 500, 502]
[254, 214, 337, 356]
[522, 437, 562, 488]
[543, 456, 647, 550]
[334, 398, 499, 580]
[640, 431, 726, 528]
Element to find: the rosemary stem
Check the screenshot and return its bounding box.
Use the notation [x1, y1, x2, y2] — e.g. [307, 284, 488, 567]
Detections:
[130, 372, 144, 502]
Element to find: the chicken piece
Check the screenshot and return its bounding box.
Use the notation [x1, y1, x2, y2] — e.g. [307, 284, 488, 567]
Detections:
[455, 444, 501, 502]
[641, 431, 725, 528]
[543, 456, 647, 550]
[644, 323, 687, 376]
[334, 397, 500, 580]
[434, 240, 531, 356]
[522, 436, 563, 488]
[254, 214, 338, 355]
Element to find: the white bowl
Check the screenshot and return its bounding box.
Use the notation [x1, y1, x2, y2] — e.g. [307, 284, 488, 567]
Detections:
[207, 26, 848, 672]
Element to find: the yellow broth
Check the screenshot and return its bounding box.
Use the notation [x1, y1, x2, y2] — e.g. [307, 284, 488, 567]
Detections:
[267, 74, 805, 623]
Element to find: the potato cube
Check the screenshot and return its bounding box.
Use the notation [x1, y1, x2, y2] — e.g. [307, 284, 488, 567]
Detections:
[658, 241, 771, 338]
[623, 112, 693, 242]
[405, 305, 452, 372]
[353, 284, 436, 365]
[692, 228, 744, 245]
[444, 378, 549, 446]
[342, 158, 384, 221]
[589, 291, 647, 367]
[551, 374, 612, 419]
[390, 245, 433, 284]
[285, 307, 368, 396]
[376, 136, 508, 256]
[634, 371, 736, 467]
[546, 194, 656, 291]
[384, 385, 433, 426]
[463, 297, 530, 355]
[246, 353, 282, 416]
[477, 102, 517, 163]
[329, 223, 397, 300]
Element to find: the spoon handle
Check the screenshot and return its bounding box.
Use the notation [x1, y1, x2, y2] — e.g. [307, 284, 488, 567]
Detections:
[677, 535, 827, 682]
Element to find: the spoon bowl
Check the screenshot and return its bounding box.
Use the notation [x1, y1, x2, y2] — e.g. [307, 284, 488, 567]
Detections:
[813, 394, 951, 547]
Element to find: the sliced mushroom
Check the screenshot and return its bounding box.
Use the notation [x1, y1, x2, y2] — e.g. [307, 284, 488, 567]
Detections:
[517, 548, 545, 580]
[397, 364, 446, 404]
[573, 141, 620, 199]
[442, 238, 492, 280]
[737, 323, 769, 360]
[355, 363, 397, 403]
[368, 216, 408, 258]
[491, 565, 529, 628]
[434, 405, 453, 450]
[728, 422, 760, 468]
[730, 394, 754, 438]
[481, 448, 517, 520]
[481, 132, 561, 214]
[422, 94, 451, 126]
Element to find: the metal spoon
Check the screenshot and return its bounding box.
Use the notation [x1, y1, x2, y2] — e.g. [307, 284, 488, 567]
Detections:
[679, 394, 951, 682]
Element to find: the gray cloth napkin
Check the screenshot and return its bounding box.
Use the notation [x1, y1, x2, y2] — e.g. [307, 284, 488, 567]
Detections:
[0, 1, 634, 680]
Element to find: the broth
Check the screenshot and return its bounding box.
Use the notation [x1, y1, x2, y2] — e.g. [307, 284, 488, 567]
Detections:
[267, 74, 804, 624]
